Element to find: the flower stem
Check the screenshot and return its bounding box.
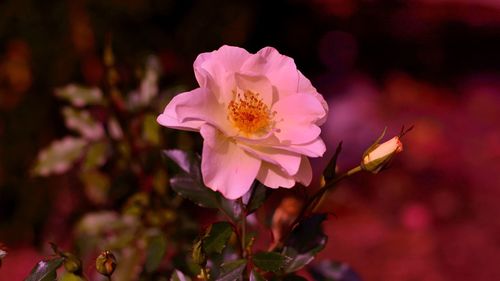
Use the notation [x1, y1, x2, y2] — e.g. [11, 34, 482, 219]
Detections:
[310, 165, 362, 213]
[271, 165, 362, 250]
[239, 198, 247, 258]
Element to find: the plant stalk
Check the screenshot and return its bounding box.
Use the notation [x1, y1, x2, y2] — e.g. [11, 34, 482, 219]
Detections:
[271, 165, 362, 250]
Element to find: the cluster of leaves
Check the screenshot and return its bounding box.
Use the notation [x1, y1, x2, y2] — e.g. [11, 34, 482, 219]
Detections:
[26, 46, 372, 280]
[27, 144, 365, 281]
[26, 244, 89, 281]
[163, 149, 363, 281]
[29, 48, 199, 280]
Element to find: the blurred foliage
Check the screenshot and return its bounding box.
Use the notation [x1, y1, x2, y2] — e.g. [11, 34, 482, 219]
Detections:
[1, 0, 500, 280]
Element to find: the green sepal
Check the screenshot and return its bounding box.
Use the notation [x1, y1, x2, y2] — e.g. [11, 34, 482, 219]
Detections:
[323, 141, 343, 181]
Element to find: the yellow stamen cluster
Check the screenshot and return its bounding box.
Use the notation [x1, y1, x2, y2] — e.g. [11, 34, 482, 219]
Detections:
[228, 90, 272, 136]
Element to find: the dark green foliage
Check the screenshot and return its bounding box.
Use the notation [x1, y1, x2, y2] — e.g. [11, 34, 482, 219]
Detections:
[282, 214, 328, 272]
[216, 259, 246, 281]
[203, 222, 234, 255]
[145, 234, 168, 273]
[25, 257, 64, 281]
[252, 251, 290, 273]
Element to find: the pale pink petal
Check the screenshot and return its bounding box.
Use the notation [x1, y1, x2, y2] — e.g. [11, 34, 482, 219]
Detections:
[241, 47, 328, 124]
[194, 46, 251, 104]
[234, 73, 274, 106]
[170, 88, 235, 136]
[274, 137, 326, 158]
[200, 124, 261, 199]
[297, 71, 329, 125]
[276, 123, 321, 145]
[297, 70, 317, 95]
[235, 133, 280, 146]
[241, 47, 299, 96]
[239, 144, 301, 176]
[313, 91, 329, 125]
[157, 88, 207, 131]
[160, 45, 328, 196]
[272, 93, 327, 144]
[294, 156, 313, 186]
[256, 162, 295, 189]
[194, 46, 251, 85]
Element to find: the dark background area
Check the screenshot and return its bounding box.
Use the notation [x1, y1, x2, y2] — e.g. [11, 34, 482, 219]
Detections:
[0, 0, 499, 280]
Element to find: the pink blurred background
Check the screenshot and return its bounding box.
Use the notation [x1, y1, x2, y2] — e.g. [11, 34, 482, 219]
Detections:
[0, 0, 499, 280]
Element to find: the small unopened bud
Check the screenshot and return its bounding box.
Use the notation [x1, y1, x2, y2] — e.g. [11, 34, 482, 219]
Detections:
[362, 136, 403, 173]
[63, 252, 82, 274]
[96, 250, 117, 277]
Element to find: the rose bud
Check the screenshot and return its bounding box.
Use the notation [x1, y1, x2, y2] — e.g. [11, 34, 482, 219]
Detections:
[362, 136, 403, 173]
[96, 250, 117, 277]
[63, 252, 82, 274]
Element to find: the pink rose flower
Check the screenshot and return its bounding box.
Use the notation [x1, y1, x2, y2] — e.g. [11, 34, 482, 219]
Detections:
[157, 45, 328, 199]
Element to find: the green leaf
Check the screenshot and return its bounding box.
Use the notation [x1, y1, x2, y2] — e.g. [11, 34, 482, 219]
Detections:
[80, 170, 110, 204]
[170, 269, 192, 281]
[203, 222, 233, 254]
[282, 237, 327, 273]
[192, 239, 206, 266]
[307, 260, 362, 281]
[284, 214, 327, 253]
[142, 114, 160, 145]
[145, 234, 168, 273]
[25, 257, 64, 281]
[164, 150, 246, 220]
[163, 149, 193, 174]
[127, 57, 160, 110]
[82, 141, 108, 171]
[55, 84, 104, 107]
[246, 182, 269, 214]
[170, 176, 220, 208]
[61, 107, 104, 140]
[216, 259, 246, 281]
[107, 117, 124, 140]
[250, 270, 266, 281]
[252, 252, 290, 273]
[164, 150, 220, 208]
[282, 214, 328, 273]
[33, 137, 87, 176]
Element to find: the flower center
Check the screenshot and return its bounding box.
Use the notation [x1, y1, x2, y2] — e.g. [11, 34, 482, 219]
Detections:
[227, 90, 273, 136]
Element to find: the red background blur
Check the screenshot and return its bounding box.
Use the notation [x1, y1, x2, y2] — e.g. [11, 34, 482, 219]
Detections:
[0, 0, 499, 280]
